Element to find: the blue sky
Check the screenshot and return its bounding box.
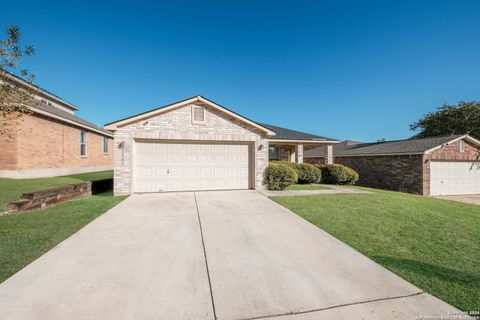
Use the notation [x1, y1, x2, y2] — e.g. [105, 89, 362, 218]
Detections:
[2, 0, 480, 141]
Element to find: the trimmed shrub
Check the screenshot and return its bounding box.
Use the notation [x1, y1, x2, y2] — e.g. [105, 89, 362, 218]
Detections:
[277, 161, 299, 173]
[296, 163, 322, 184]
[269, 161, 321, 184]
[264, 163, 297, 190]
[320, 164, 359, 185]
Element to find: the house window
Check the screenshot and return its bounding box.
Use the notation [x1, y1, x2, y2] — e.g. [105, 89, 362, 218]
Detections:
[192, 106, 205, 124]
[459, 140, 465, 153]
[80, 129, 87, 157]
[103, 137, 109, 154]
[269, 147, 279, 160]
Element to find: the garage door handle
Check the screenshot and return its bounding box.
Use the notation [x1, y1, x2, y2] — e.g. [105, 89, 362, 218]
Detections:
[167, 169, 170, 174]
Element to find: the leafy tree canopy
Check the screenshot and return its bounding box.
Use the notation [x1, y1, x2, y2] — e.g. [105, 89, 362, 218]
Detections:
[410, 101, 480, 140]
[0, 25, 36, 136]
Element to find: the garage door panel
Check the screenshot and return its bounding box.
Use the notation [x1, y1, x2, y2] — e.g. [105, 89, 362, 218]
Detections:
[184, 167, 197, 176]
[226, 168, 238, 175]
[198, 155, 213, 162]
[154, 155, 168, 163]
[198, 167, 212, 176]
[430, 161, 480, 196]
[184, 155, 198, 163]
[134, 142, 250, 192]
[136, 167, 154, 178]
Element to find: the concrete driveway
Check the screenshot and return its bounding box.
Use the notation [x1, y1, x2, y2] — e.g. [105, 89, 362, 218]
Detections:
[0, 191, 459, 320]
[437, 194, 480, 205]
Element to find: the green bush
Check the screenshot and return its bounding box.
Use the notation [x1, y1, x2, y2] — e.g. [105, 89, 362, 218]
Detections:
[268, 161, 321, 185]
[264, 163, 298, 190]
[276, 161, 299, 175]
[271, 161, 322, 184]
[320, 164, 359, 185]
[296, 163, 322, 184]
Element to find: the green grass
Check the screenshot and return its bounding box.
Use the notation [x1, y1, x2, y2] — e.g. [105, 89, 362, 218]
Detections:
[0, 192, 126, 284]
[0, 170, 113, 212]
[272, 188, 480, 311]
[66, 170, 113, 182]
[284, 184, 331, 191]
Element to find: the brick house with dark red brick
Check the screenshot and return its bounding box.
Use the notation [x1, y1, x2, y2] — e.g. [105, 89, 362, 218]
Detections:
[0, 72, 113, 178]
[304, 135, 480, 196]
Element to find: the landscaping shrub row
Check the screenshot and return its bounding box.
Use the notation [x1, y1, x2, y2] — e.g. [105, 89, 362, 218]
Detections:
[264, 161, 359, 190]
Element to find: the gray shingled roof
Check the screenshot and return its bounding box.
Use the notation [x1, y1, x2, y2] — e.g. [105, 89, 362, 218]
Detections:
[259, 123, 338, 141]
[105, 95, 338, 142]
[34, 103, 113, 136]
[304, 135, 465, 157]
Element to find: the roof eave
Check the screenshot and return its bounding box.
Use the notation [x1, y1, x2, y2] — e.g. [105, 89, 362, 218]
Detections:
[30, 106, 113, 137]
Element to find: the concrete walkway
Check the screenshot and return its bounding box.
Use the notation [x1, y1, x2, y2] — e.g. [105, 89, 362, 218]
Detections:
[259, 184, 370, 197]
[0, 191, 459, 320]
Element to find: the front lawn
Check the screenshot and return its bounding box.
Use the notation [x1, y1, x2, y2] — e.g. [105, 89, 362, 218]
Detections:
[272, 188, 480, 311]
[0, 192, 126, 284]
[285, 184, 330, 191]
[0, 170, 113, 212]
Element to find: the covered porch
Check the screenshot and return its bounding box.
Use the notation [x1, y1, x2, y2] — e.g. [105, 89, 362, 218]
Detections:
[268, 141, 334, 164]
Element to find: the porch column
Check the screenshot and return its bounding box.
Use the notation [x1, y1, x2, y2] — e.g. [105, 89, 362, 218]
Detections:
[324, 144, 333, 164]
[290, 147, 296, 162]
[295, 144, 304, 163]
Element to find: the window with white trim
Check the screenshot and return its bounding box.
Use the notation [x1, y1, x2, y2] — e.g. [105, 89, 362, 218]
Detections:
[80, 129, 87, 157]
[192, 106, 205, 124]
[103, 137, 109, 154]
[459, 140, 465, 153]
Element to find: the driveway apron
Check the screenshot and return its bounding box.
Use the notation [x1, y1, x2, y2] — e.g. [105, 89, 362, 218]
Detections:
[0, 193, 213, 320]
[0, 190, 459, 320]
[195, 190, 459, 320]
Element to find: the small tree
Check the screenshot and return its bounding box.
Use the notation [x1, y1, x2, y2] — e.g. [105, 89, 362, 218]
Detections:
[0, 25, 36, 136]
[410, 101, 480, 140]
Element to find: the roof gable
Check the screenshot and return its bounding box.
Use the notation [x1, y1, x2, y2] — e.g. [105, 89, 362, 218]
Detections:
[105, 96, 275, 135]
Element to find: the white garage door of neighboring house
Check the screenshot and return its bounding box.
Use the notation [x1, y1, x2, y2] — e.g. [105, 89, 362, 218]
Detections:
[134, 141, 251, 192]
[430, 161, 480, 196]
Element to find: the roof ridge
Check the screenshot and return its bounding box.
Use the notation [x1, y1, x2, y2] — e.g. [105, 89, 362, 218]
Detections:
[359, 134, 465, 146]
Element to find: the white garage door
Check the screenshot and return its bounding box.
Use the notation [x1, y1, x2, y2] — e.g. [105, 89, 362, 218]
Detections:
[430, 161, 480, 196]
[134, 141, 250, 192]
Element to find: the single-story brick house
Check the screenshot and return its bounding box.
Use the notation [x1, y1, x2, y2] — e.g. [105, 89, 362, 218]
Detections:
[304, 135, 480, 196]
[0, 72, 114, 178]
[105, 96, 338, 195]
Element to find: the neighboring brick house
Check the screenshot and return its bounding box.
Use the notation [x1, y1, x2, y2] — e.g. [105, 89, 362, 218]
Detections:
[0, 72, 113, 178]
[304, 135, 480, 196]
[105, 96, 338, 195]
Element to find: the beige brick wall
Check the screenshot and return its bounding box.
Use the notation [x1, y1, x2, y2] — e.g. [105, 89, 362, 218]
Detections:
[113, 102, 269, 195]
[0, 113, 113, 175]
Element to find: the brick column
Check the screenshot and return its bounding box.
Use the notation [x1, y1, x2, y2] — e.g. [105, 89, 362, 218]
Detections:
[324, 144, 333, 164]
[295, 144, 304, 163]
